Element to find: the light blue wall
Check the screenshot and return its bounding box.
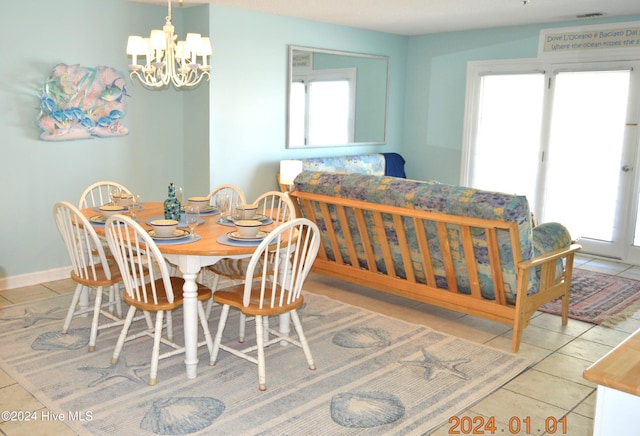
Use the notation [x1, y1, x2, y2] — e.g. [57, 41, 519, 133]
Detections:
[404, 15, 640, 185]
[0, 1, 406, 284]
[182, 6, 211, 199]
[206, 5, 407, 201]
[2, 0, 638, 286]
[0, 0, 190, 282]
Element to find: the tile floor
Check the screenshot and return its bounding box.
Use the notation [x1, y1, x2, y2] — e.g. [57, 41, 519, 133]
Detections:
[1, 254, 639, 435]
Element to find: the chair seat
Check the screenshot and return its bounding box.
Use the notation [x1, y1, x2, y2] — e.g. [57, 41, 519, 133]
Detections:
[71, 262, 121, 287]
[124, 276, 212, 312]
[213, 283, 304, 316]
[208, 258, 263, 280]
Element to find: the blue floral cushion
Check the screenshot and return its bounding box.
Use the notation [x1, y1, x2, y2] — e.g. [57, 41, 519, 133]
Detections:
[300, 154, 385, 176]
[294, 172, 570, 304]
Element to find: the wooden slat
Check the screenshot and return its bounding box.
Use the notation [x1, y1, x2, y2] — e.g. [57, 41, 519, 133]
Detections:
[318, 202, 343, 264]
[414, 218, 437, 287]
[395, 215, 416, 282]
[372, 211, 396, 278]
[355, 209, 378, 273]
[436, 222, 458, 293]
[299, 198, 327, 261]
[336, 205, 360, 269]
[460, 225, 481, 299]
[539, 261, 556, 291]
[486, 228, 506, 305]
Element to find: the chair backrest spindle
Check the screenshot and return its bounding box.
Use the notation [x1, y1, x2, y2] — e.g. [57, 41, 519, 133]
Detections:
[53, 201, 112, 282]
[105, 215, 174, 307]
[78, 181, 132, 209]
[242, 218, 320, 311]
[252, 191, 296, 224]
[207, 184, 246, 216]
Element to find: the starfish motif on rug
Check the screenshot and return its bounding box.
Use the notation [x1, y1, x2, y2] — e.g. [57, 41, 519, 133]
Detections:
[78, 357, 148, 387]
[401, 348, 471, 381]
[0, 306, 63, 328]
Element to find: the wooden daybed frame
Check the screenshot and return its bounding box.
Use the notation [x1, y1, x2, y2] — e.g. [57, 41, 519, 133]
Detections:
[290, 190, 581, 352]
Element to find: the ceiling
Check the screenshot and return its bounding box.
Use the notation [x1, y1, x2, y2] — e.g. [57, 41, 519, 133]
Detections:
[131, 0, 640, 36]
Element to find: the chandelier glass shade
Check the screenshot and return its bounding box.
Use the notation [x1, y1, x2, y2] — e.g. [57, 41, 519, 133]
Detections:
[126, 0, 212, 89]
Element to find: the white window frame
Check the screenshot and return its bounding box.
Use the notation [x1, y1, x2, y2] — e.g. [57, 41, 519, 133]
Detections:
[460, 58, 547, 187]
[291, 68, 356, 147]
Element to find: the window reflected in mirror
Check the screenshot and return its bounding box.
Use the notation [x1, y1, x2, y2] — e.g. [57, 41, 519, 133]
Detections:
[286, 46, 389, 148]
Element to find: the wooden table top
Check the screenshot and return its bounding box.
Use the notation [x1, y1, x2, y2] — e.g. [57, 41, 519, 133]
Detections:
[82, 202, 277, 257]
[583, 327, 640, 396]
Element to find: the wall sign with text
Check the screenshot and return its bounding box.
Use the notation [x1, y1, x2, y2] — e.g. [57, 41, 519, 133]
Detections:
[539, 21, 640, 58]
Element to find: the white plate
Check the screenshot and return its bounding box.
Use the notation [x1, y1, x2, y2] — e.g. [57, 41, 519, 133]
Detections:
[227, 230, 268, 242]
[225, 214, 270, 224]
[234, 213, 268, 222]
[89, 215, 108, 224]
[149, 229, 190, 240]
[182, 205, 218, 214]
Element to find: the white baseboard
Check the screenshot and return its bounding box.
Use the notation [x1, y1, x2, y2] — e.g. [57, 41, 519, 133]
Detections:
[0, 267, 70, 291]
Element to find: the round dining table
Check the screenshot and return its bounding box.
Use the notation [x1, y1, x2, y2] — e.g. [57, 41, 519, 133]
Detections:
[82, 202, 285, 379]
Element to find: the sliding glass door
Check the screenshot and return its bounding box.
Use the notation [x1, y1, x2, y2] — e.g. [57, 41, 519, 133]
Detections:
[543, 66, 635, 258]
[463, 60, 640, 262]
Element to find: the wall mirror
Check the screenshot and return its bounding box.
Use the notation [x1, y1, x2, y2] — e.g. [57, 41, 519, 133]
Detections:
[286, 45, 389, 148]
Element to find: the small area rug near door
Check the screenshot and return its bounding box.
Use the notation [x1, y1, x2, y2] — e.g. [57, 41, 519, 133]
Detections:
[0, 292, 532, 435]
[539, 268, 640, 326]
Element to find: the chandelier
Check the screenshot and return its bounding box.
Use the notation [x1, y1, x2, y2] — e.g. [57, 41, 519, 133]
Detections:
[126, 0, 212, 89]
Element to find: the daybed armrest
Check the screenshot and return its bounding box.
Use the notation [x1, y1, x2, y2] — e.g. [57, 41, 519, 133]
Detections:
[517, 242, 582, 297]
[530, 222, 575, 279]
[519, 243, 582, 271]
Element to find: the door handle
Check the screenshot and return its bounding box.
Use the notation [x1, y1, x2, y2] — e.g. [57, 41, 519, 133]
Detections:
[622, 165, 632, 172]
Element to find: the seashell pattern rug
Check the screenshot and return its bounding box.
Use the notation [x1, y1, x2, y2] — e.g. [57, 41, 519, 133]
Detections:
[0, 292, 532, 435]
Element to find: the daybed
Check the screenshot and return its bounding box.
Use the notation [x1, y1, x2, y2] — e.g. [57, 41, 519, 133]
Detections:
[289, 172, 581, 352]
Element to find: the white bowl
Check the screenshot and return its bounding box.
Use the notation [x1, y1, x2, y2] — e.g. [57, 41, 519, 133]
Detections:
[99, 204, 126, 217]
[114, 193, 133, 207]
[234, 204, 259, 220]
[234, 219, 262, 238]
[188, 196, 209, 212]
[150, 219, 179, 237]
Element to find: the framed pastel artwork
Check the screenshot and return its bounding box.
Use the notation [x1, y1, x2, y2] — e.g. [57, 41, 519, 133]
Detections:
[37, 63, 130, 141]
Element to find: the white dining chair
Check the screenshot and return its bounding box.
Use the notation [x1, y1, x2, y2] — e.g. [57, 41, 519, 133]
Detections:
[195, 183, 247, 288]
[207, 184, 246, 216]
[104, 214, 214, 386]
[209, 217, 320, 391]
[78, 181, 134, 304]
[53, 201, 127, 352]
[205, 191, 297, 337]
[78, 181, 132, 209]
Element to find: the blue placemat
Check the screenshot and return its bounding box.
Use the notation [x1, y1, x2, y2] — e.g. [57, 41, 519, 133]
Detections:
[153, 234, 201, 245]
[181, 207, 220, 217]
[197, 209, 221, 216]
